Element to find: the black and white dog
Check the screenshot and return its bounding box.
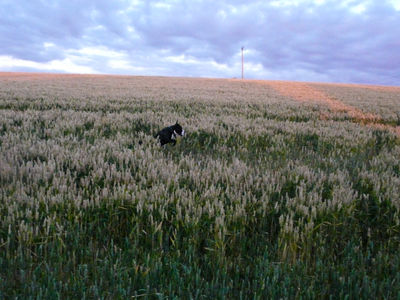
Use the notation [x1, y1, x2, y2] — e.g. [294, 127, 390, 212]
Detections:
[154, 122, 185, 146]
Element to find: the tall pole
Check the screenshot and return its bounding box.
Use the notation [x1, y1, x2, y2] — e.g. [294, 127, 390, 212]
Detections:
[241, 46, 244, 80]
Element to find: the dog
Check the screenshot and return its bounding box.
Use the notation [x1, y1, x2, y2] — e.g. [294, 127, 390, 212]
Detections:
[154, 122, 185, 146]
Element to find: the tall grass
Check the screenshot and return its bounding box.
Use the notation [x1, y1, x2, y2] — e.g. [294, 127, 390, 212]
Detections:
[1, 74, 399, 298]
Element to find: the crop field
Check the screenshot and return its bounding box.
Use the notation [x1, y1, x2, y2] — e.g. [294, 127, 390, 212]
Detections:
[0, 72, 400, 298]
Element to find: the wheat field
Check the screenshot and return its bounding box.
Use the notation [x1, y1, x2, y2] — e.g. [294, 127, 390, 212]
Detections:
[0, 72, 399, 298]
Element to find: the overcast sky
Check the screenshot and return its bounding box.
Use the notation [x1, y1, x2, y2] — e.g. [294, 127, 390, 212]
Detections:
[1, 0, 399, 85]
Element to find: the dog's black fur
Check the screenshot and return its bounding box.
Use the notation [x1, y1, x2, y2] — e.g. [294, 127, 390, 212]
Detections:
[154, 122, 185, 146]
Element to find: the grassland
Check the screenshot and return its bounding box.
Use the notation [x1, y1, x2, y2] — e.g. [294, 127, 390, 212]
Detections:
[0, 72, 399, 299]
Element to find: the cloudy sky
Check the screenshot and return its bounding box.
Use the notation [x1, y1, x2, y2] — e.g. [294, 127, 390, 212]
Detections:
[0, 0, 399, 85]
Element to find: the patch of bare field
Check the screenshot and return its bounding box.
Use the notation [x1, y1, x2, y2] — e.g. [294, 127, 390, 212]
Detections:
[311, 83, 400, 116]
[265, 80, 400, 136]
[312, 83, 400, 135]
[265, 80, 378, 119]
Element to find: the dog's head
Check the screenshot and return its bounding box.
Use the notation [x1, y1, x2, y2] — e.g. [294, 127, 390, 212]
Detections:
[172, 121, 185, 136]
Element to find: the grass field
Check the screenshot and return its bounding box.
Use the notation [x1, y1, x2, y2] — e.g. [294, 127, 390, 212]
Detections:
[1, 72, 400, 299]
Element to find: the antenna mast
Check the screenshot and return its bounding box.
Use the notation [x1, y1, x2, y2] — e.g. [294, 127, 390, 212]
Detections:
[241, 46, 244, 80]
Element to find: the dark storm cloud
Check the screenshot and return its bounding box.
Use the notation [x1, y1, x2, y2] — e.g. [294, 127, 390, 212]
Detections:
[0, 0, 399, 85]
[131, 1, 257, 60]
[0, 0, 129, 61]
